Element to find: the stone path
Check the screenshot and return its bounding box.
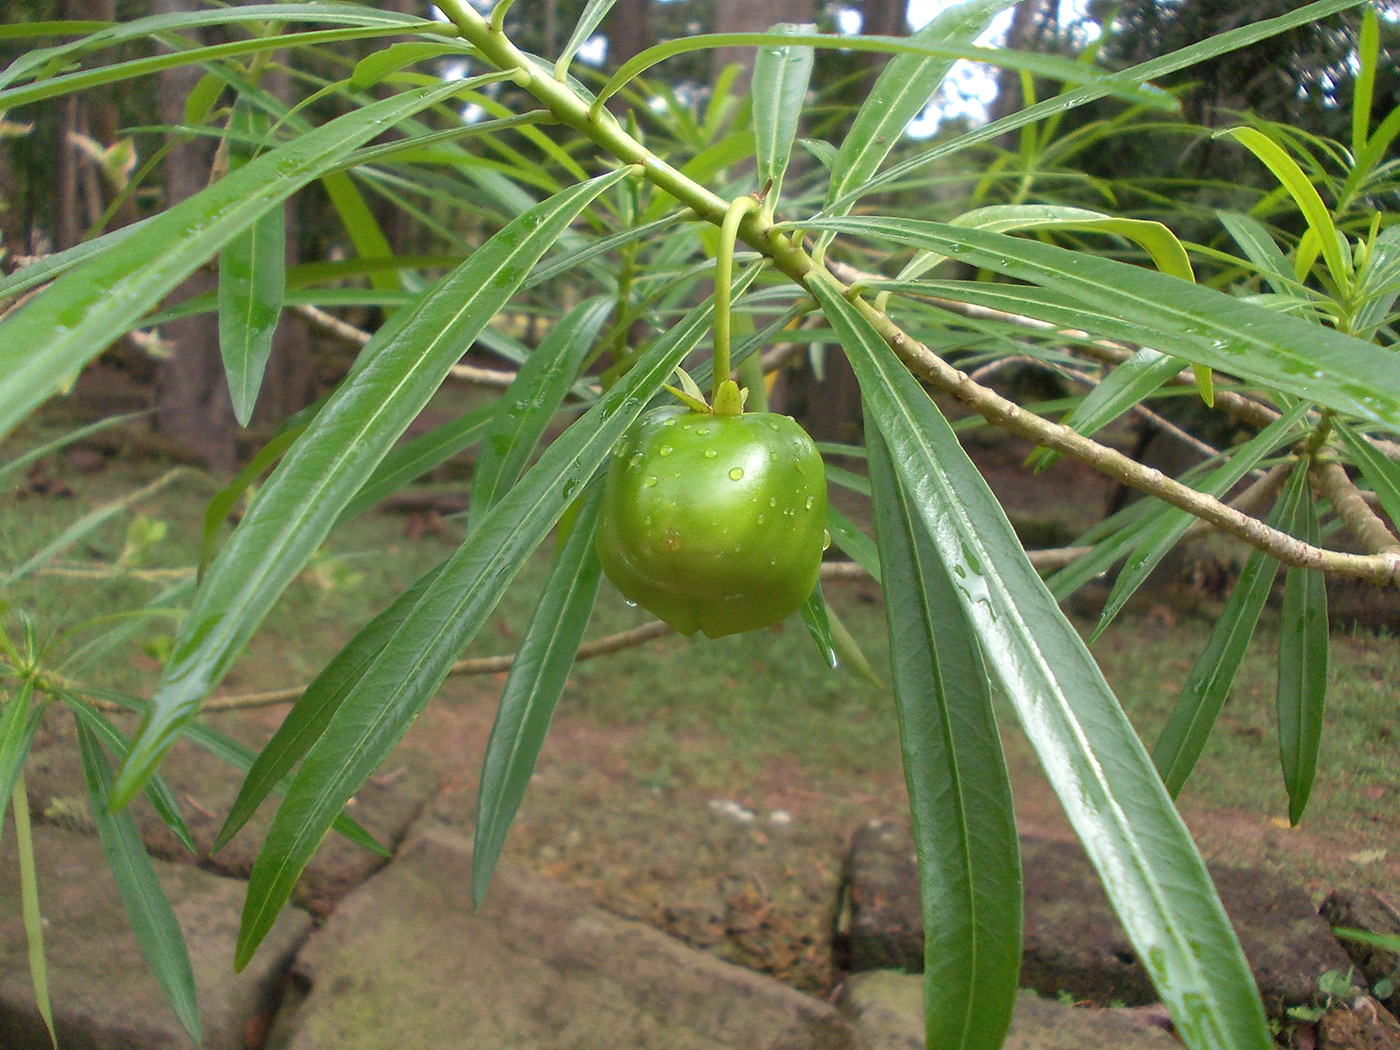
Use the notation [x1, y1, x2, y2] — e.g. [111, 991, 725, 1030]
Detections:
[2, 730, 1396, 1049]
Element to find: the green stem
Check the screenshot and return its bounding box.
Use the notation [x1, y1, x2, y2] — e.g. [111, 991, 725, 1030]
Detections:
[712, 195, 761, 401]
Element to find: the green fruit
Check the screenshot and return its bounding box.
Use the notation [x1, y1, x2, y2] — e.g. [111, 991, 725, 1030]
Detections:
[596, 404, 828, 638]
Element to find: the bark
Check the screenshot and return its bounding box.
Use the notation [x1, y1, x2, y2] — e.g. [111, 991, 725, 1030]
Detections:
[151, 0, 236, 472]
[605, 0, 651, 69]
[711, 0, 813, 90]
[989, 0, 1057, 136]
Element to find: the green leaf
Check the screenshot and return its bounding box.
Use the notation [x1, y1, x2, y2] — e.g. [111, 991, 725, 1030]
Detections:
[594, 26, 1167, 121]
[320, 169, 403, 293]
[799, 581, 838, 670]
[60, 696, 196, 854]
[0, 80, 470, 443]
[77, 683, 383, 858]
[1216, 210, 1301, 298]
[112, 170, 631, 811]
[824, 1, 1014, 227]
[1152, 543, 1281, 798]
[1093, 403, 1309, 638]
[467, 298, 611, 531]
[1336, 423, 1400, 533]
[825, 603, 883, 687]
[351, 41, 470, 88]
[751, 23, 814, 213]
[554, 0, 619, 79]
[76, 720, 201, 1042]
[1275, 457, 1328, 826]
[1031, 348, 1185, 473]
[12, 779, 57, 1049]
[472, 486, 604, 905]
[803, 217, 1400, 430]
[868, 422, 1020, 1050]
[1353, 6, 1380, 158]
[1333, 927, 1400, 954]
[825, 504, 881, 583]
[200, 423, 309, 580]
[899, 205, 1195, 284]
[1220, 127, 1351, 291]
[233, 268, 756, 970]
[812, 274, 1272, 1050]
[0, 681, 43, 847]
[339, 404, 496, 523]
[219, 98, 287, 427]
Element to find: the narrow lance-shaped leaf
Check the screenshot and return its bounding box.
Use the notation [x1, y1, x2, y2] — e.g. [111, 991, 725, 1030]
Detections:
[0, 79, 471, 443]
[76, 721, 201, 1042]
[1093, 401, 1309, 638]
[1153, 541, 1283, 799]
[1030, 348, 1184, 473]
[339, 403, 497, 523]
[234, 267, 760, 969]
[0, 680, 43, 848]
[751, 23, 814, 213]
[58, 695, 197, 853]
[1336, 423, 1400, 532]
[473, 486, 604, 905]
[219, 97, 286, 427]
[811, 274, 1272, 1050]
[800, 216, 1400, 431]
[867, 422, 1021, 1050]
[1219, 127, 1351, 291]
[1275, 457, 1328, 826]
[111, 169, 632, 810]
[819, 0, 1014, 250]
[799, 581, 838, 669]
[12, 779, 57, 1049]
[467, 298, 612, 530]
[554, 0, 620, 79]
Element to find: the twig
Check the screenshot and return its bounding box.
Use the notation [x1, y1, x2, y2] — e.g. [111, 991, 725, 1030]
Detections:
[293, 303, 522, 388]
[1312, 458, 1400, 556]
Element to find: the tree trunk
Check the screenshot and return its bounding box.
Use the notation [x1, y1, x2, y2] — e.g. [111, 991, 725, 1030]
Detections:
[711, 0, 812, 90]
[989, 0, 1057, 135]
[151, 0, 236, 473]
[605, 0, 651, 68]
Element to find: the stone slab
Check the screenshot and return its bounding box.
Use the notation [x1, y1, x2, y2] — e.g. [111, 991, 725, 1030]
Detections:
[24, 712, 444, 915]
[842, 819, 1361, 1011]
[267, 819, 853, 1050]
[0, 823, 310, 1050]
[843, 972, 1181, 1050]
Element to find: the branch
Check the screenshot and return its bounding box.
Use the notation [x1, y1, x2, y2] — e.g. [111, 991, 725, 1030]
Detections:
[428, 0, 1400, 589]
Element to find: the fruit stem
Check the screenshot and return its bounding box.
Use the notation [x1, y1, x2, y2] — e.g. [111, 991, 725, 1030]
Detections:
[713, 195, 761, 403]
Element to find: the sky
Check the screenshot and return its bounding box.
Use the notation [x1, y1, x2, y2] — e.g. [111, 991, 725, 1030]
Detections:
[903, 0, 1096, 130]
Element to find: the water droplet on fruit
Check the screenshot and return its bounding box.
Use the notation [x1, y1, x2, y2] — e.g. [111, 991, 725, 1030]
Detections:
[659, 445, 674, 456]
[663, 417, 677, 428]
[805, 495, 814, 510]
[622, 598, 638, 608]
[756, 513, 766, 524]
[729, 467, 744, 480]
[697, 427, 711, 436]
[644, 475, 658, 487]
[768, 496, 777, 507]
[704, 449, 717, 458]
[629, 451, 644, 468]
[766, 421, 781, 431]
